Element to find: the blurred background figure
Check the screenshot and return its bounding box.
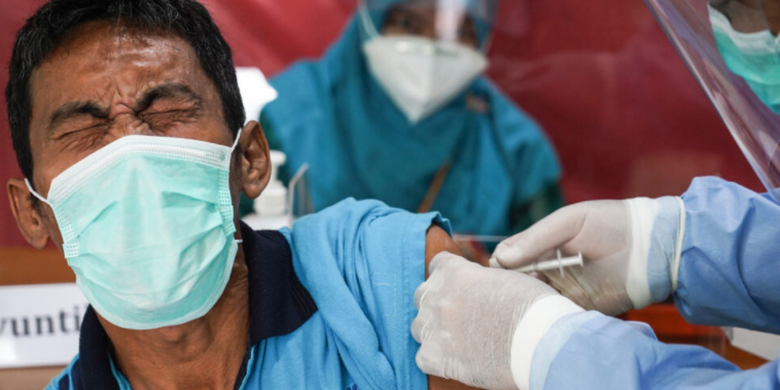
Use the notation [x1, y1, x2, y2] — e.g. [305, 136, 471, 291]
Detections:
[260, 0, 564, 239]
[706, 0, 780, 183]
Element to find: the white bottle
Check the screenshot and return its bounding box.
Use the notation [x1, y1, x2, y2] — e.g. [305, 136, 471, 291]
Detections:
[244, 151, 292, 230]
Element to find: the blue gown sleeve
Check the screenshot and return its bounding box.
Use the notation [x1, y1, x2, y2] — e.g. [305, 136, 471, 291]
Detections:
[527, 177, 780, 389]
[676, 177, 780, 333]
[530, 311, 780, 389]
[285, 198, 451, 390]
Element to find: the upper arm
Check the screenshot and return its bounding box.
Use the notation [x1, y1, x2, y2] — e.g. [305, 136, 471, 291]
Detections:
[428, 376, 484, 390]
[424, 225, 485, 390]
[425, 225, 491, 276]
[424, 225, 462, 278]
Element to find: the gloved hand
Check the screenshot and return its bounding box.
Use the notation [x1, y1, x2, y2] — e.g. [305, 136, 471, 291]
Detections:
[493, 197, 685, 316]
[412, 252, 560, 390]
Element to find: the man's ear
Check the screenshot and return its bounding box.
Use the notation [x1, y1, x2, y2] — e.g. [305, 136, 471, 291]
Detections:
[7, 178, 51, 249]
[239, 120, 271, 200]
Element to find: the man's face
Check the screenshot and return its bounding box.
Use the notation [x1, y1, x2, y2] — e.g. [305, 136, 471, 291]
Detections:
[24, 21, 241, 248]
[382, 4, 479, 48]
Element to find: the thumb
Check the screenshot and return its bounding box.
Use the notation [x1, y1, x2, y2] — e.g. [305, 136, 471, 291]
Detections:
[493, 204, 587, 269]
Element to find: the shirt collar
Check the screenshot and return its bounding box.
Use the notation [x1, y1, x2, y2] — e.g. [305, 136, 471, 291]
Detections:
[73, 222, 317, 389]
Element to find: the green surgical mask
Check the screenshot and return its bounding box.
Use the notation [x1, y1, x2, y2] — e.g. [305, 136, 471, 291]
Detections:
[710, 5, 780, 114]
[27, 132, 241, 330]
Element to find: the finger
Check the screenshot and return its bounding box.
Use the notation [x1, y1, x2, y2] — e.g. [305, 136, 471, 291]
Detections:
[413, 281, 426, 309]
[411, 315, 426, 343]
[415, 266, 447, 309]
[415, 341, 444, 377]
[493, 247, 557, 271]
[412, 310, 434, 344]
[493, 205, 587, 269]
[527, 271, 543, 281]
[428, 251, 464, 275]
[544, 267, 597, 310]
[418, 254, 474, 311]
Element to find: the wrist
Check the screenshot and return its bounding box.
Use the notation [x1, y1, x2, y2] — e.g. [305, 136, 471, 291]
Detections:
[509, 295, 584, 390]
[625, 196, 685, 309]
[646, 197, 685, 302]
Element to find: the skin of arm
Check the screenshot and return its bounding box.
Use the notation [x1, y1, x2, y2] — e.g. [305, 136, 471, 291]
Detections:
[425, 225, 485, 390]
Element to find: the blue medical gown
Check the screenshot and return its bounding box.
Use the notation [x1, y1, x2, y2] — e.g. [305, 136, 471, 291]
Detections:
[529, 177, 780, 389]
[261, 17, 562, 236]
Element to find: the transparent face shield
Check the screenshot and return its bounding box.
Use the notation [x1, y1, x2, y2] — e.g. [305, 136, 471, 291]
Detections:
[360, 0, 500, 51]
[645, 0, 780, 200]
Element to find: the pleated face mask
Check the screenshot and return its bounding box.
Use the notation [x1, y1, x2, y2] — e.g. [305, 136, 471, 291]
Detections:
[26, 132, 242, 330]
[710, 4, 780, 114]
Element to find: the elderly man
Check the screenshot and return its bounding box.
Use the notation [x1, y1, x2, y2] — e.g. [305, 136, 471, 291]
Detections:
[4, 1, 477, 389]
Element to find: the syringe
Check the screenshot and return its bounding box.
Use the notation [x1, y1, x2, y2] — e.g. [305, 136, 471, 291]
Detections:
[490, 251, 584, 276]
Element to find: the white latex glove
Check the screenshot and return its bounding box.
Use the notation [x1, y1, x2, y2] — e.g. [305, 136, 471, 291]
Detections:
[412, 252, 560, 390]
[493, 197, 685, 316]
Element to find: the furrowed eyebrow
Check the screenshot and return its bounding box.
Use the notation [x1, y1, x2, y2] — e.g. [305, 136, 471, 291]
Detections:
[135, 83, 202, 112]
[46, 83, 201, 134]
[48, 101, 109, 133]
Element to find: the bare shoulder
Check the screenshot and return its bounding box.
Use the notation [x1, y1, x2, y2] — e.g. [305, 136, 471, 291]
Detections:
[425, 224, 491, 275]
[425, 225, 462, 266]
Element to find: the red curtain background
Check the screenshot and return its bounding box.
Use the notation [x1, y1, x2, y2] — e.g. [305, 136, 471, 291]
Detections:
[0, 0, 762, 248]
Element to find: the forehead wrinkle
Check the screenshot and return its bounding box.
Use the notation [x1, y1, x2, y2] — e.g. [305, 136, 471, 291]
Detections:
[51, 40, 191, 114]
[30, 21, 223, 133]
[134, 82, 203, 113]
[49, 23, 184, 75]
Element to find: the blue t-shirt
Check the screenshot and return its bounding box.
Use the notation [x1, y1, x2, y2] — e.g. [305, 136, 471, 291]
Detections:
[47, 199, 447, 390]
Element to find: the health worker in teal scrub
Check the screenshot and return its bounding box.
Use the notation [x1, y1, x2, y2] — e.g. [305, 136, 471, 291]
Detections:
[261, 0, 563, 237]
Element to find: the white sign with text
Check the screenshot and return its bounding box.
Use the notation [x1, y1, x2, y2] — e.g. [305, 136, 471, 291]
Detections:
[0, 283, 88, 368]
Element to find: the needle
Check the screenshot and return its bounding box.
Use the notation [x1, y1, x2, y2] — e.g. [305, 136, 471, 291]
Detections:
[490, 251, 584, 276]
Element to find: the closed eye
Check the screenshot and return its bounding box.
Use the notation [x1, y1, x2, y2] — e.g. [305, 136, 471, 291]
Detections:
[140, 107, 201, 131]
[136, 83, 203, 131]
[57, 124, 109, 152]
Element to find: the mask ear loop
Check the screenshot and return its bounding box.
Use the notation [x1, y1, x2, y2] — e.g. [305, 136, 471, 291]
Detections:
[358, 2, 380, 41]
[231, 128, 243, 152]
[228, 128, 246, 247]
[24, 179, 51, 206]
[479, 27, 495, 54]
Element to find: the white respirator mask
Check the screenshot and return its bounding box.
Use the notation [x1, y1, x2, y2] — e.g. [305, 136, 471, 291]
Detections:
[359, 8, 489, 123]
